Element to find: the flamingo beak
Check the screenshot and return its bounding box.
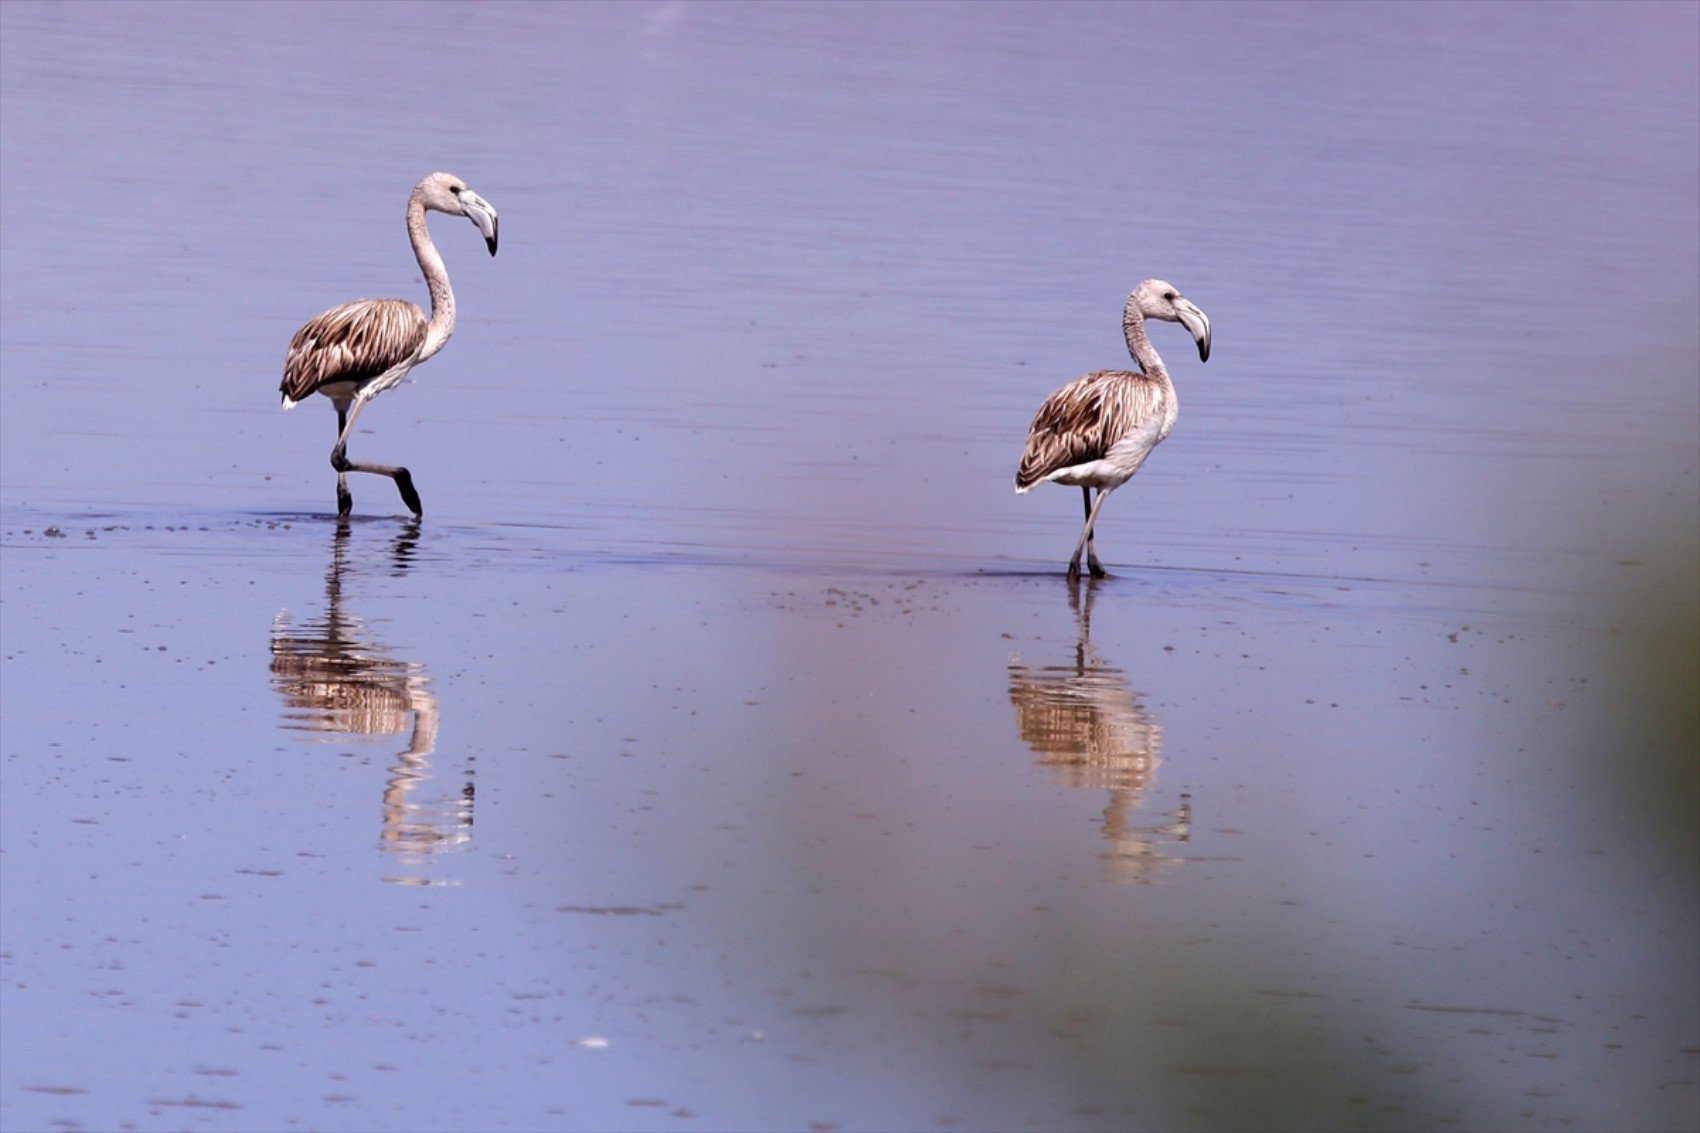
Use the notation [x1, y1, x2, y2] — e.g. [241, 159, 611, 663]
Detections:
[1174, 297, 1210, 363]
[460, 190, 499, 256]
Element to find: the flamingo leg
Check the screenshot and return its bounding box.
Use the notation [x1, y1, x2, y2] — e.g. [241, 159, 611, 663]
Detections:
[329, 395, 422, 518]
[1081, 488, 1107, 578]
[1067, 487, 1114, 581]
[333, 402, 354, 517]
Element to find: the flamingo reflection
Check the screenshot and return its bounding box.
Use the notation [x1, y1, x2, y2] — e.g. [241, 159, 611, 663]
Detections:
[269, 521, 472, 885]
[1007, 579, 1190, 883]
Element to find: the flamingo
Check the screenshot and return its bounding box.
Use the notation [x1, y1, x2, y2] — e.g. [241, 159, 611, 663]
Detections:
[280, 172, 498, 518]
[1016, 279, 1210, 579]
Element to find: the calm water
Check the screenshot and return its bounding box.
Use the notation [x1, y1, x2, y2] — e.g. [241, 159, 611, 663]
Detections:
[2, 2, 1696, 1130]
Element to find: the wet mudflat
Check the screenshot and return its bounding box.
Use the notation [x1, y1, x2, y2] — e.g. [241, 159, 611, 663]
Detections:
[5, 510, 1687, 1131]
[2, 3, 1696, 1131]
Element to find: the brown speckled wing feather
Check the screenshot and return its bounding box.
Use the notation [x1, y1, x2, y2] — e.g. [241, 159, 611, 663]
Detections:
[1016, 371, 1165, 490]
[280, 299, 428, 404]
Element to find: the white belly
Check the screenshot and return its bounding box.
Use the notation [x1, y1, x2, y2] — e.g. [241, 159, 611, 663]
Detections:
[315, 358, 417, 406]
[1045, 419, 1167, 490]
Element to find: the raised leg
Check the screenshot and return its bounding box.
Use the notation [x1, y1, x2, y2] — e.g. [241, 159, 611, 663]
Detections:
[1067, 487, 1114, 581]
[390, 467, 423, 516]
[328, 395, 423, 518]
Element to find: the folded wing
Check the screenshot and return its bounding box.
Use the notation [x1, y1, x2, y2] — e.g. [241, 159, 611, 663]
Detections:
[280, 299, 429, 407]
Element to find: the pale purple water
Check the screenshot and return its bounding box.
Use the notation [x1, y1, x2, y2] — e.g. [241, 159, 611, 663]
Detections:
[2, 2, 1696, 1130]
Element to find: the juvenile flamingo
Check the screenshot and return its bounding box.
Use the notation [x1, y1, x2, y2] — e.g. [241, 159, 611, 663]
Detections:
[280, 172, 499, 518]
[1016, 279, 1211, 579]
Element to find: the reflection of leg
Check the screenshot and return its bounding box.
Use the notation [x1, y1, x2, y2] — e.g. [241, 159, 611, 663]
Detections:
[1071, 573, 1097, 658]
[329, 394, 422, 517]
[389, 519, 422, 570]
[1067, 488, 1114, 581]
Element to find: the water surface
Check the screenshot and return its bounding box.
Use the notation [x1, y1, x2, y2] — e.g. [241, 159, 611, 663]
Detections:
[2, 2, 1696, 1130]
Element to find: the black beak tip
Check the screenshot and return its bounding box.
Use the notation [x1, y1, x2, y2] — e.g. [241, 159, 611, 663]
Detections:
[1198, 341, 1210, 363]
[487, 237, 499, 257]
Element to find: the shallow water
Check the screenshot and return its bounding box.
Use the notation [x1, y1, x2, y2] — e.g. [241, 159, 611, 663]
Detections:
[2, 3, 1697, 1130]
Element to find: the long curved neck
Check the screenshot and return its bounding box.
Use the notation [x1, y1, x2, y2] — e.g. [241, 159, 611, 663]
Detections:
[1122, 302, 1169, 383]
[407, 193, 455, 363]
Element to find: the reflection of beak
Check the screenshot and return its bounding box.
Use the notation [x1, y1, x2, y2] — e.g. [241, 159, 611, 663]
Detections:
[461, 190, 499, 256]
[1175, 297, 1210, 363]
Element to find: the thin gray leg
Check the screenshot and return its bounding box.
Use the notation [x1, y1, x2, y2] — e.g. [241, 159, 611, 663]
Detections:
[333, 401, 354, 516]
[1083, 488, 1106, 578]
[1067, 487, 1114, 581]
[329, 394, 422, 517]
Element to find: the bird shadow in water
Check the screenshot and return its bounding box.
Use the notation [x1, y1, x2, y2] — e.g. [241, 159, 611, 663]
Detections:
[1007, 577, 1191, 884]
[268, 519, 473, 886]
